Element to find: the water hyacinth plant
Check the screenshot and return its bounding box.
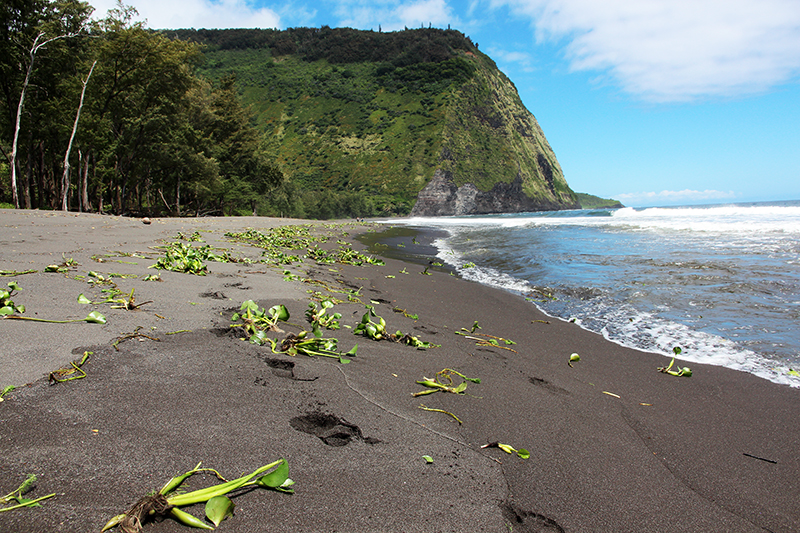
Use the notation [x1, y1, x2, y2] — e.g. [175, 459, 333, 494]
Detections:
[413, 368, 480, 397]
[0, 281, 24, 315]
[231, 300, 290, 337]
[260, 330, 357, 365]
[102, 460, 293, 532]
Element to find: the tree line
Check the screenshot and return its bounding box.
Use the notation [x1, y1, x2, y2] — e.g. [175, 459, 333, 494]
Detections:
[0, 0, 283, 216]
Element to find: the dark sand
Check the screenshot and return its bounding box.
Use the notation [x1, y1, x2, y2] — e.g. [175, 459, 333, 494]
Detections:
[1, 209, 798, 533]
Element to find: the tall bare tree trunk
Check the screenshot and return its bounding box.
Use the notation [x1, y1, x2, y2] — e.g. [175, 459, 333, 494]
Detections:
[10, 32, 73, 208]
[61, 60, 96, 211]
[79, 149, 90, 212]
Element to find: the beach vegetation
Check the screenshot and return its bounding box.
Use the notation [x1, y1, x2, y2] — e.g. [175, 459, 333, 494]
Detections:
[102, 459, 292, 532]
[354, 305, 437, 347]
[3, 309, 106, 324]
[568, 353, 580, 367]
[48, 351, 91, 384]
[0, 282, 25, 315]
[231, 300, 289, 337]
[413, 368, 480, 396]
[456, 323, 517, 352]
[0, 474, 56, 513]
[418, 404, 462, 424]
[150, 241, 240, 275]
[260, 330, 357, 364]
[305, 299, 342, 331]
[658, 357, 692, 377]
[0, 385, 15, 402]
[481, 442, 530, 459]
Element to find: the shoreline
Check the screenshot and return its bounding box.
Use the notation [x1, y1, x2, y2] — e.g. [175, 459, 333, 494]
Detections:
[1, 210, 799, 532]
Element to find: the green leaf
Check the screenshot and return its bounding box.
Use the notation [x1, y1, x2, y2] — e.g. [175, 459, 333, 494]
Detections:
[84, 311, 107, 324]
[77, 293, 92, 304]
[569, 353, 581, 362]
[269, 304, 290, 322]
[0, 306, 13, 316]
[516, 448, 531, 459]
[205, 495, 235, 527]
[497, 443, 514, 454]
[788, 369, 800, 377]
[422, 455, 434, 464]
[255, 458, 289, 488]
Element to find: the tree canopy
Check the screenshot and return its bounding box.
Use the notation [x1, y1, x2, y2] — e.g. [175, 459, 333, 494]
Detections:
[0, 0, 283, 216]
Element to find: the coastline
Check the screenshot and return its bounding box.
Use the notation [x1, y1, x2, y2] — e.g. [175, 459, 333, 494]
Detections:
[1, 210, 798, 532]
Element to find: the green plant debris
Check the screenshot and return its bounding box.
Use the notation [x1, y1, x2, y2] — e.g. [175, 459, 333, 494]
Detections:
[149, 241, 237, 275]
[657, 357, 692, 377]
[481, 442, 530, 459]
[305, 299, 342, 331]
[413, 368, 480, 397]
[259, 330, 357, 364]
[3, 310, 106, 324]
[112, 327, 161, 350]
[0, 269, 37, 276]
[568, 353, 580, 367]
[456, 322, 517, 352]
[102, 459, 293, 532]
[142, 274, 162, 281]
[392, 307, 419, 320]
[49, 351, 91, 384]
[45, 254, 79, 273]
[231, 300, 289, 336]
[109, 288, 152, 311]
[354, 305, 388, 340]
[422, 455, 434, 464]
[1, 281, 25, 315]
[418, 404, 462, 424]
[354, 305, 436, 347]
[392, 331, 439, 349]
[788, 369, 800, 378]
[175, 231, 205, 242]
[0, 474, 56, 513]
[0, 385, 15, 403]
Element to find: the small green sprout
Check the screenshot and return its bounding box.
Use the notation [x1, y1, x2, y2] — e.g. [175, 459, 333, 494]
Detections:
[568, 353, 580, 367]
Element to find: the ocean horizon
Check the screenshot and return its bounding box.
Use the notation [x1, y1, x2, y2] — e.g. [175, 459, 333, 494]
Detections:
[372, 199, 800, 388]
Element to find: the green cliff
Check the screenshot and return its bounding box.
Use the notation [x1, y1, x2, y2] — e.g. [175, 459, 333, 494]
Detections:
[171, 27, 579, 216]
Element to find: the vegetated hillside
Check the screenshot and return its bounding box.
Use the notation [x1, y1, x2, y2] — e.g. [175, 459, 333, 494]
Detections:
[169, 27, 579, 217]
[576, 193, 624, 209]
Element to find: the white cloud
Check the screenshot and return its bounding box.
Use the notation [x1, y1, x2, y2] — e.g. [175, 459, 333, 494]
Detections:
[490, 0, 800, 101]
[89, 0, 282, 29]
[333, 0, 457, 31]
[486, 47, 535, 72]
[617, 189, 737, 205]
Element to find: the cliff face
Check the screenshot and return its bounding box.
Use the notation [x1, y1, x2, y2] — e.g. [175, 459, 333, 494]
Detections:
[412, 169, 568, 216]
[412, 53, 578, 216]
[179, 27, 578, 216]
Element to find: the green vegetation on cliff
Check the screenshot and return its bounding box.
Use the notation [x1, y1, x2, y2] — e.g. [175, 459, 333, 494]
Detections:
[576, 193, 624, 209]
[175, 27, 578, 217]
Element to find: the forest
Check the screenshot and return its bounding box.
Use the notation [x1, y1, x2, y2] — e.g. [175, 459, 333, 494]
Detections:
[0, 0, 289, 217]
[0, 1, 495, 218]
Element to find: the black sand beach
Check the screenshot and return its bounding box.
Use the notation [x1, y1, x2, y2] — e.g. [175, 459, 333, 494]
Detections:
[1, 210, 798, 532]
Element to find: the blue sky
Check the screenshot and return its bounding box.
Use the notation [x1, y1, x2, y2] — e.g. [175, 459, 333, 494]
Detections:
[90, 0, 800, 207]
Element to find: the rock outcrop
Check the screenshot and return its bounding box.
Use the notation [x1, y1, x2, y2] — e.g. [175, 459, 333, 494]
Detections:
[411, 169, 568, 216]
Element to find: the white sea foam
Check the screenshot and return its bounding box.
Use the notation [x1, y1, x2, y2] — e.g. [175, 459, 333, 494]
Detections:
[379, 201, 800, 388]
[390, 204, 800, 234]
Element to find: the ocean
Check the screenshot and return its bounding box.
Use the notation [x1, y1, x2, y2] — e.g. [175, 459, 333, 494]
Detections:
[374, 200, 800, 388]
